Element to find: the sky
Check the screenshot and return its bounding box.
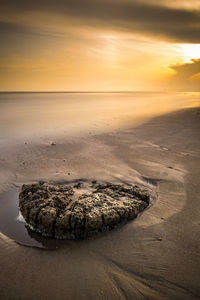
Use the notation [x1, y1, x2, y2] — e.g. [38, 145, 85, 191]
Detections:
[0, 0, 200, 91]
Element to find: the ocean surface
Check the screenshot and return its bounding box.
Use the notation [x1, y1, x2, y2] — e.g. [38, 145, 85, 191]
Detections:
[0, 91, 199, 143]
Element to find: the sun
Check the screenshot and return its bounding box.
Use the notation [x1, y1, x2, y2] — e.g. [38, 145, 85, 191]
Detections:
[180, 44, 200, 61]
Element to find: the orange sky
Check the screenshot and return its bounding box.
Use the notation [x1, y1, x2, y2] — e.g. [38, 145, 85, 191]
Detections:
[0, 0, 200, 91]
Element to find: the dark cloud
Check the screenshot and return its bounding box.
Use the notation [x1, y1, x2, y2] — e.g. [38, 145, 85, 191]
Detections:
[0, 21, 44, 37]
[0, 21, 69, 59]
[169, 59, 200, 91]
[0, 0, 200, 42]
[0, 21, 68, 39]
[170, 59, 200, 77]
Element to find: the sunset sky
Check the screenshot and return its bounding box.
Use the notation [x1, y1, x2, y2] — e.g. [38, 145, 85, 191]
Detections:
[0, 0, 200, 91]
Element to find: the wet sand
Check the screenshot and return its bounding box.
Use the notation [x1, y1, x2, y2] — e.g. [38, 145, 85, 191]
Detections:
[0, 106, 200, 299]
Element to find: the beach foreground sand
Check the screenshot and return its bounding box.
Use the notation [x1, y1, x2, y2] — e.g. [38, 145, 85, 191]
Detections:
[0, 107, 200, 299]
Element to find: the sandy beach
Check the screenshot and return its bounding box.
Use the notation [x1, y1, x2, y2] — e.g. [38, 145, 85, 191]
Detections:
[0, 93, 200, 299]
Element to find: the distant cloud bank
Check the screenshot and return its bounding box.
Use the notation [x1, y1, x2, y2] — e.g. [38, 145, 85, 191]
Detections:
[169, 59, 200, 91]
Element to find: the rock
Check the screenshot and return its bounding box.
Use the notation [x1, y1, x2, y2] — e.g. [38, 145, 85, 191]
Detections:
[39, 180, 45, 185]
[73, 182, 83, 189]
[19, 181, 151, 239]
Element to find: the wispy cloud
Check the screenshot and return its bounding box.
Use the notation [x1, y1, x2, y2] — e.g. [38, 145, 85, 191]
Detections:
[1, 0, 200, 43]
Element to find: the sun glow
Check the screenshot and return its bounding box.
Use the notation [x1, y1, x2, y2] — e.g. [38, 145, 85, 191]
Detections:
[180, 44, 200, 61]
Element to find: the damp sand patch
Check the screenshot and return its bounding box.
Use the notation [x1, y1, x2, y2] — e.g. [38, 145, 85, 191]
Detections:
[19, 181, 152, 239]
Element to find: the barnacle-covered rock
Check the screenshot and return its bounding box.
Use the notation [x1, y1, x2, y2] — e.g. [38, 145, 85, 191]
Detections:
[19, 181, 151, 239]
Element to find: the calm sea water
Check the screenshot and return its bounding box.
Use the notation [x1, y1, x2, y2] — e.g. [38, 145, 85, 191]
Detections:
[0, 92, 199, 142]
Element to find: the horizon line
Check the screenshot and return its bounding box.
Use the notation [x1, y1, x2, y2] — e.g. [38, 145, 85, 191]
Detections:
[0, 90, 167, 94]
